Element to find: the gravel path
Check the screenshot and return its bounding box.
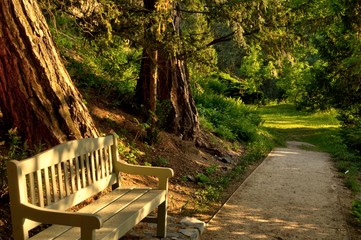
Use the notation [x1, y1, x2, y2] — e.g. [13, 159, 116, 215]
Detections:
[202, 142, 352, 240]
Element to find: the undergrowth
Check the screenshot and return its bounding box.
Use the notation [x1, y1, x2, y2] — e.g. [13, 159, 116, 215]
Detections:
[0, 128, 35, 197]
[194, 74, 263, 143]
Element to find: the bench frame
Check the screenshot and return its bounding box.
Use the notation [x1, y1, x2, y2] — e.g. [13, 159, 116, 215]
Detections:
[7, 134, 174, 239]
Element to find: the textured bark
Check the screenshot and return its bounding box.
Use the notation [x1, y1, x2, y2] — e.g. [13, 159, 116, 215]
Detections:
[136, 0, 199, 140]
[159, 57, 199, 141]
[0, 0, 99, 147]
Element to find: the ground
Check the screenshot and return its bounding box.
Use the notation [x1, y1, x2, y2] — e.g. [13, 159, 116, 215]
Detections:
[89, 101, 249, 220]
[0, 102, 360, 239]
[0, 100, 253, 239]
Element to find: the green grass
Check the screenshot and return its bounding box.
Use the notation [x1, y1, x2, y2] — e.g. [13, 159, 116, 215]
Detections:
[258, 104, 340, 152]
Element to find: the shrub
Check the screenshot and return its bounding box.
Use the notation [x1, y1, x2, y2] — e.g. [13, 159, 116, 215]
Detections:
[195, 92, 261, 142]
[352, 200, 361, 223]
[340, 123, 361, 154]
[152, 156, 169, 167]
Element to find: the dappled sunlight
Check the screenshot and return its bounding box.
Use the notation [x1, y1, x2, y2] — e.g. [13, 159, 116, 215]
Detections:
[269, 150, 300, 156]
[263, 120, 339, 129]
[202, 145, 347, 240]
[205, 203, 336, 239]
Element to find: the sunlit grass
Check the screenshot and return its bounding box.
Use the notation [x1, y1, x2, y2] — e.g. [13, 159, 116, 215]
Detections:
[259, 104, 339, 129]
[258, 104, 340, 151]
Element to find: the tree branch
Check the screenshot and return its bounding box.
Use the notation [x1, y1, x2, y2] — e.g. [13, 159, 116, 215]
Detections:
[177, 8, 210, 14]
[206, 31, 236, 46]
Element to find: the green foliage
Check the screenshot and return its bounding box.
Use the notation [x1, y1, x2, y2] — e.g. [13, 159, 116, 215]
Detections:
[7, 128, 31, 159]
[0, 128, 34, 197]
[205, 164, 218, 175]
[0, 154, 7, 197]
[352, 200, 361, 223]
[239, 45, 263, 94]
[47, 12, 141, 107]
[155, 100, 173, 130]
[195, 90, 261, 142]
[117, 136, 145, 165]
[290, 0, 361, 129]
[242, 131, 274, 163]
[195, 185, 221, 203]
[67, 38, 141, 107]
[340, 123, 361, 154]
[152, 156, 169, 167]
[196, 173, 211, 184]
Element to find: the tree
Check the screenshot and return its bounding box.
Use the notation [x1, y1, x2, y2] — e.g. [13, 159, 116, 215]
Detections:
[287, 0, 361, 123]
[35, 0, 292, 142]
[0, 0, 99, 147]
[135, 0, 199, 141]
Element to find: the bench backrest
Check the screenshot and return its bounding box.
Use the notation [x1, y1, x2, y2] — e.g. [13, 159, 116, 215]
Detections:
[7, 134, 120, 234]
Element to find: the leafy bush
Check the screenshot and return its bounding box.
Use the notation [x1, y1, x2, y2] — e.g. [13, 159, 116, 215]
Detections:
[0, 128, 33, 197]
[49, 13, 140, 107]
[195, 92, 261, 142]
[195, 72, 244, 98]
[195, 185, 221, 203]
[152, 156, 169, 167]
[340, 123, 361, 154]
[352, 200, 361, 223]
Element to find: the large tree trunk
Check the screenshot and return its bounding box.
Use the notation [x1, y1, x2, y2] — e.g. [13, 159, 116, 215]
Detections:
[0, 0, 99, 147]
[158, 57, 199, 141]
[136, 0, 199, 141]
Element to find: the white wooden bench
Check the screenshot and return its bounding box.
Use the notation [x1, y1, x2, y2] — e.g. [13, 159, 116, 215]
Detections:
[7, 134, 174, 240]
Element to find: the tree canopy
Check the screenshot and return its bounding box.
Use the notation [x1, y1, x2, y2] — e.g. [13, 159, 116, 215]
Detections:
[1, 0, 361, 151]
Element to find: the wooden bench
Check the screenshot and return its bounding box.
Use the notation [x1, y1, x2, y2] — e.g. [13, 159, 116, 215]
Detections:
[7, 134, 174, 240]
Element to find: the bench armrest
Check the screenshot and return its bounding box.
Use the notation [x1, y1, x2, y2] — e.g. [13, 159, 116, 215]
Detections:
[114, 161, 174, 190]
[21, 203, 102, 229]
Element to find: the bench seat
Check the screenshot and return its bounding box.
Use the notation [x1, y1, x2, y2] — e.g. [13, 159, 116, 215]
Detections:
[30, 188, 166, 240]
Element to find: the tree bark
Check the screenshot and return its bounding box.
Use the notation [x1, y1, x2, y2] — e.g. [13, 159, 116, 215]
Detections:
[0, 0, 99, 147]
[136, 0, 199, 141]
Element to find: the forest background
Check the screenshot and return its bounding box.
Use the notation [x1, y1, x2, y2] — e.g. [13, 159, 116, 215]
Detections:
[0, 0, 361, 236]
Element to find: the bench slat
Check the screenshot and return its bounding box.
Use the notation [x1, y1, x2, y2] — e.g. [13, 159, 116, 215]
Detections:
[91, 152, 96, 182]
[63, 161, 71, 196]
[36, 170, 44, 207]
[45, 174, 117, 211]
[85, 153, 92, 185]
[99, 149, 105, 179]
[95, 150, 100, 181]
[69, 158, 76, 194]
[94, 189, 166, 240]
[29, 188, 132, 239]
[44, 167, 51, 206]
[15, 136, 115, 175]
[50, 165, 58, 202]
[80, 154, 86, 188]
[108, 146, 113, 175]
[75, 156, 81, 191]
[29, 173, 36, 205]
[57, 163, 65, 199]
[103, 149, 109, 177]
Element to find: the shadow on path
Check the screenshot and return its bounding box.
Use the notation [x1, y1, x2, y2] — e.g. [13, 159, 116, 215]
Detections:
[202, 142, 350, 240]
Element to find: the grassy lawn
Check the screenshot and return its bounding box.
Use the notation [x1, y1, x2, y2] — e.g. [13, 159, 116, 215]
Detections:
[258, 104, 341, 153]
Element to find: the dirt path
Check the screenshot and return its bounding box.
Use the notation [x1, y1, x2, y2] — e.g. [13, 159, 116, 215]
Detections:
[202, 141, 356, 240]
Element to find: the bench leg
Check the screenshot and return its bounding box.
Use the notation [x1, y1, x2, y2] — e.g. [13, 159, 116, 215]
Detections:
[81, 228, 96, 240]
[12, 222, 27, 240]
[156, 201, 167, 238]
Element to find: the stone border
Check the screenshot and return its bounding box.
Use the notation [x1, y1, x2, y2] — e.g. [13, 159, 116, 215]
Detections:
[121, 216, 206, 240]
